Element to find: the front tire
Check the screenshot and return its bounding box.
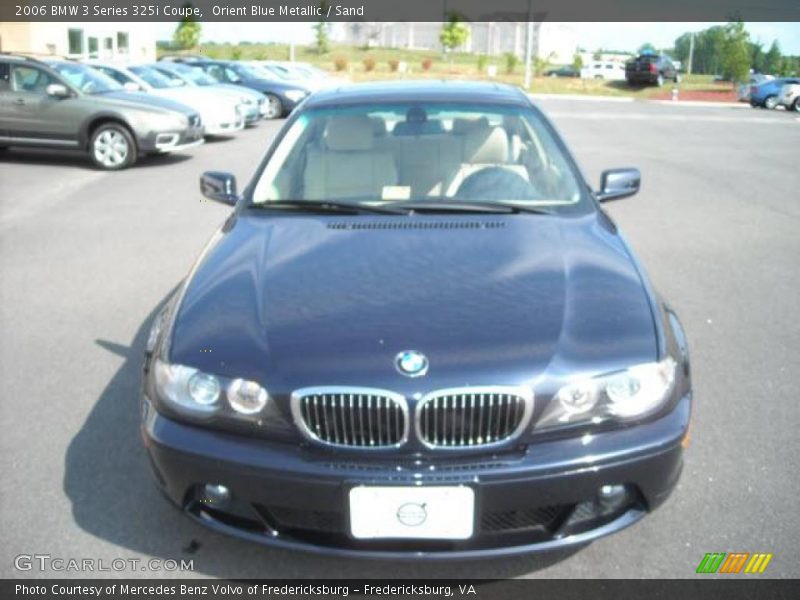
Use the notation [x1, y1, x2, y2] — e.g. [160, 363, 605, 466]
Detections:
[90, 123, 137, 170]
[764, 95, 778, 110]
[263, 94, 283, 120]
[792, 98, 800, 113]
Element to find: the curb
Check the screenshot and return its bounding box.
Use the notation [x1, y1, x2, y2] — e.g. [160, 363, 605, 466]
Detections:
[529, 93, 750, 109]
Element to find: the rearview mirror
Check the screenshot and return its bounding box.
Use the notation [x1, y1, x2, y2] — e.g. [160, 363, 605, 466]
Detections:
[200, 171, 238, 205]
[123, 82, 141, 92]
[596, 168, 641, 202]
[45, 83, 70, 98]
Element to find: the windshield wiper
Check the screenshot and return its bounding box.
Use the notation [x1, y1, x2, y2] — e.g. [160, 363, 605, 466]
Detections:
[381, 200, 552, 215]
[251, 200, 408, 215]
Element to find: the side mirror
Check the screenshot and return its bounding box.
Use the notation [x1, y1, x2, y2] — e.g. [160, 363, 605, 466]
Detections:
[200, 171, 238, 205]
[46, 83, 70, 98]
[123, 82, 141, 92]
[596, 168, 641, 202]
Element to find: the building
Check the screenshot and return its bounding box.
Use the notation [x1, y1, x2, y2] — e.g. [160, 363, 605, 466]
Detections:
[0, 22, 156, 61]
[336, 22, 578, 65]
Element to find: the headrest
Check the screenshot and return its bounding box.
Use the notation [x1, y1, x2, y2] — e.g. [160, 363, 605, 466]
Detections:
[325, 116, 375, 151]
[452, 117, 490, 135]
[406, 106, 427, 123]
[462, 126, 509, 164]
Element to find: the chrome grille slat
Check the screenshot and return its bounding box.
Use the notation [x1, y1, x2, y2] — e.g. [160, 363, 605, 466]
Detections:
[292, 387, 408, 448]
[416, 387, 533, 449]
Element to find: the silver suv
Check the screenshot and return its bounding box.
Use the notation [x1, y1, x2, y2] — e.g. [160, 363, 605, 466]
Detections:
[0, 54, 204, 170]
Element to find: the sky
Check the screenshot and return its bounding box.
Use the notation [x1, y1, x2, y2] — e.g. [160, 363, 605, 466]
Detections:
[150, 22, 800, 55]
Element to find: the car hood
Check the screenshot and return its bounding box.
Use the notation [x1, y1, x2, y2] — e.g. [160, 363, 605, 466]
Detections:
[169, 213, 657, 392]
[99, 91, 195, 116]
[211, 83, 264, 101]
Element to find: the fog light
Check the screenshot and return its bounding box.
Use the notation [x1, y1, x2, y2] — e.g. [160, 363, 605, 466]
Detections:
[201, 483, 231, 507]
[597, 484, 629, 509]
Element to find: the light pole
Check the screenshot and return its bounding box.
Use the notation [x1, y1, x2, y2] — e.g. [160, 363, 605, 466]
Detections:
[523, 0, 534, 89]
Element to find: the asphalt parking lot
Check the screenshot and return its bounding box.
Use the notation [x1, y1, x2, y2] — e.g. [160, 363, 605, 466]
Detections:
[1, 98, 798, 579]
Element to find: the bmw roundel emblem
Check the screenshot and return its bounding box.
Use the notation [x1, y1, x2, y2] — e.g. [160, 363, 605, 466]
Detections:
[395, 350, 429, 377]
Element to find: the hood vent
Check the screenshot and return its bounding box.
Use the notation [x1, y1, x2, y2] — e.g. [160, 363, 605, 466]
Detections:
[327, 221, 506, 231]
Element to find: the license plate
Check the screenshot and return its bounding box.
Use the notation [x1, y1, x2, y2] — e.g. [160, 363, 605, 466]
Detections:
[349, 485, 474, 540]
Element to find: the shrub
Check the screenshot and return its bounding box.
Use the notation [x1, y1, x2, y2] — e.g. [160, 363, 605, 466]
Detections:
[477, 55, 487, 73]
[363, 56, 376, 72]
[504, 52, 518, 74]
[333, 55, 348, 71]
[388, 59, 400, 72]
[421, 57, 433, 71]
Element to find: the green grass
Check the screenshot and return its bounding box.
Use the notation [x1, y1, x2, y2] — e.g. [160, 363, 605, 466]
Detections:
[159, 42, 735, 99]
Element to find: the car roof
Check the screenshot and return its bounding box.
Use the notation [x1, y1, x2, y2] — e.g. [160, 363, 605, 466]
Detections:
[305, 80, 530, 108]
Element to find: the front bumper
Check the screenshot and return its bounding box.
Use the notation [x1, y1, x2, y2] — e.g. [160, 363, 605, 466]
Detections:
[140, 125, 205, 154]
[204, 113, 246, 136]
[142, 392, 690, 559]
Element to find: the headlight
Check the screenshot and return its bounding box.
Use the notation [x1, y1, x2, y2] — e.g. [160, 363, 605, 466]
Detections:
[227, 378, 269, 415]
[154, 359, 220, 415]
[152, 359, 272, 420]
[536, 357, 677, 430]
[144, 111, 186, 130]
[284, 89, 308, 102]
[240, 96, 255, 105]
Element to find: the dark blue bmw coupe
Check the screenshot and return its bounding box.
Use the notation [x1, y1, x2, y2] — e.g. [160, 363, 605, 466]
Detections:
[142, 81, 692, 559]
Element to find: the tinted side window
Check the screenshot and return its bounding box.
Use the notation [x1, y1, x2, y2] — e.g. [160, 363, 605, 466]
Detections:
[204, 64, 225, 81]
[97, 67, 130, 85]
[11, 65, 57, 94]
[0, 62, 9, 92]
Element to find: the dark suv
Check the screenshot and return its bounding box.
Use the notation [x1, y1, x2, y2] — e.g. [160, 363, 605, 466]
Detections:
[625, 54, 680, 87]
[0, 54, 204, 169]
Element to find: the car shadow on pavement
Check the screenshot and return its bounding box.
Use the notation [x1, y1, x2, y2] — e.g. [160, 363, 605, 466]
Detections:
[64, 290, 584, 579]
[0, 148, 193, 171]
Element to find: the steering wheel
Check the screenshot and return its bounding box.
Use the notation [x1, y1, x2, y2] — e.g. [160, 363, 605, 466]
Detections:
[454, 167, 543, 202]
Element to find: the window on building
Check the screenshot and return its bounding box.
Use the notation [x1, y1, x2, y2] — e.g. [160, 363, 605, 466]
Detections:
[104, 37, 113, 52]
[88, 37, 99, 58]
[68, 29, 84, 55]
[117, 32, 129, 54]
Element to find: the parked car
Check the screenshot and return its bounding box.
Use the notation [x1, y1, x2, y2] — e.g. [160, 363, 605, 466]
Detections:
[545, 66, 579, 78]
[625, 54, 679, 87]
[148, 61, 269, 120]
[580, 62, 626, 81]
[737, 73, 774, 102]
[251, 61, 348, 91]
[777, 82, 800, 112]
[750, 77, 800, 109]
[87, 62, 248, 135]
[0, 54, 203, 170]
[142, 81, 692, 558]
[159, 57, 310, 118]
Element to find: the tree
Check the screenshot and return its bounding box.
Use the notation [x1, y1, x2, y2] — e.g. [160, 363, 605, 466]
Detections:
[638, 42, 657, 55]
[720, 21, 751, 83]
[173, 3, 201, 50]
[572, 53, 583, 72]
[312, 2, 331, 55]
[749, 41, 765, 73]
[763, 40, 782, 74]
[440, 13, 470, 54]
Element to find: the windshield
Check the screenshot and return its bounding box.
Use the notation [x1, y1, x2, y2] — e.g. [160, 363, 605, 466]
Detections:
[51, 63, 121, 94]
[160, 63, 218, 86]
[129, 66, 183, 89]
[252, 103, 584, 210]
[230, 63, 270, 80]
